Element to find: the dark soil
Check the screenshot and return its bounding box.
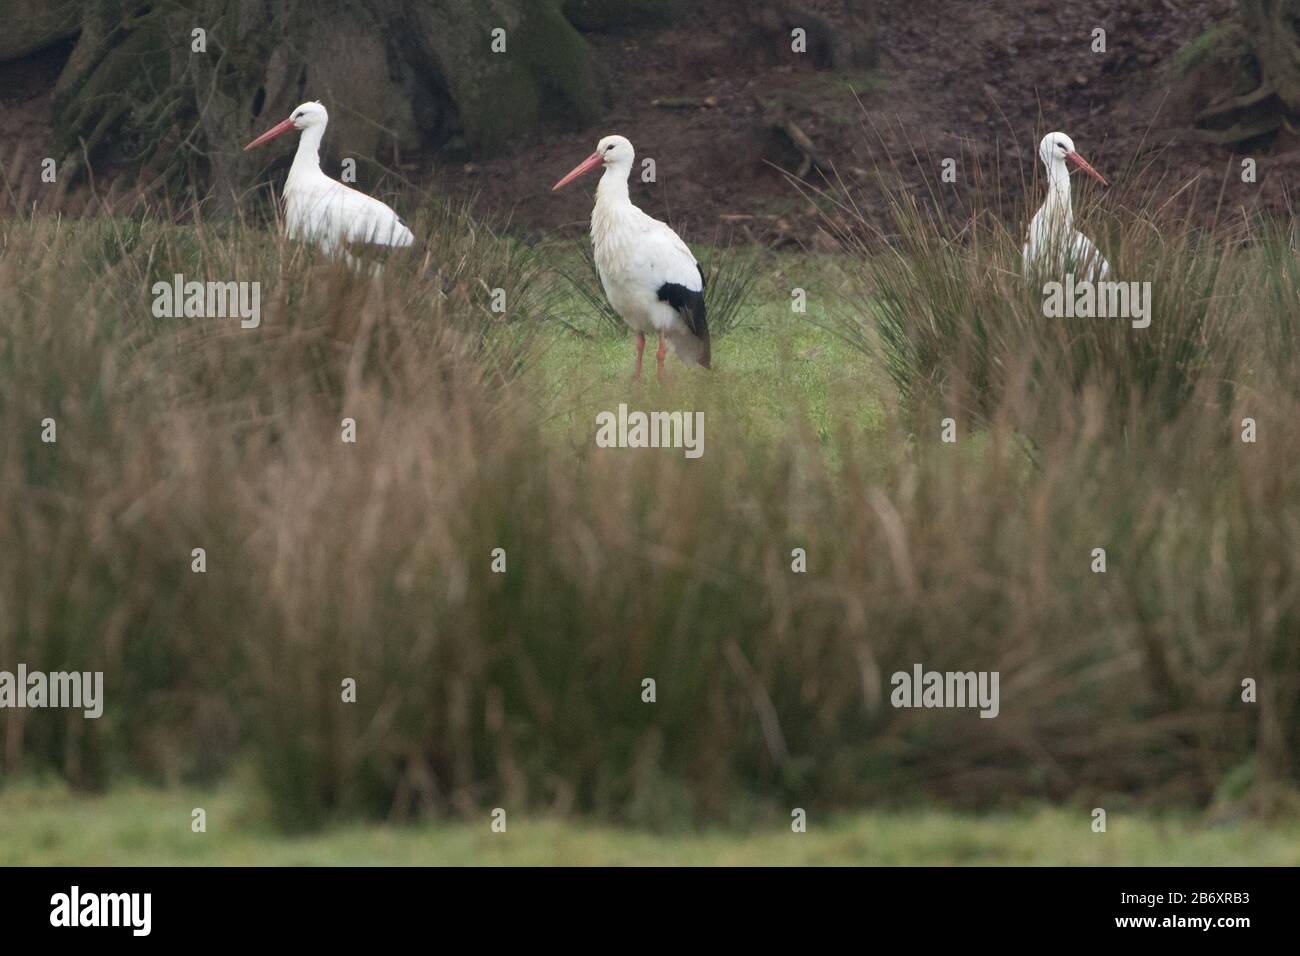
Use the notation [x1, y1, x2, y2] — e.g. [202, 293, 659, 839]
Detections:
[456, 0, 1297, 244]
[2, 0, 1294, 241]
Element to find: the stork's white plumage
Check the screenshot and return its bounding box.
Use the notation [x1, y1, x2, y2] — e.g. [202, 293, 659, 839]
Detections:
[553, 135, 709, 379]
[1023, 131, 1110, 280]
[243, 101, 414, 260]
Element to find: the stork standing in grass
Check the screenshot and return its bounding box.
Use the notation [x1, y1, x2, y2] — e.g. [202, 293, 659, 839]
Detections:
[553, 135, 709, 379]
[1023, 131, 1110, 280]
[244, 101, 414, 262]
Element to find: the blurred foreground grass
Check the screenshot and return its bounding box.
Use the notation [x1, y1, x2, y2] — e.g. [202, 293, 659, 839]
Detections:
[4, 207, 1299, 833]
[2, 781, 1297, 866]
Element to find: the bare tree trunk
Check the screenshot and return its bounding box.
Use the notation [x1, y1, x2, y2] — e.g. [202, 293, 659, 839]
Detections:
[1239, 0, 1300, 110]
[0, 0, 82, 60]
[746, 0, 876, 70]
[1184, 1, 1300, 144]
[41, 0, 610, 209]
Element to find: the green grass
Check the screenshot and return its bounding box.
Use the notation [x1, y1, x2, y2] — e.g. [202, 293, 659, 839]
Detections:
[535, 249, 883, 446]
[3, 781, 1296, 866]
[1170, 25, 1242, 78]
[536, 311, 882, 444]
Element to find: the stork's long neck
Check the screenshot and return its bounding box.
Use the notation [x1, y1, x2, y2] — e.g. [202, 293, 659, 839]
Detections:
[286, 124, 325, 192]
[1043, 158, 1073, 230]
[594, 162, 631, 213]
[591, 161, 634, 267]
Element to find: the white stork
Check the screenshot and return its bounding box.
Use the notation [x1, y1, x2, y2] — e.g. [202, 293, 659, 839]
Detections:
[243, 101, 414, 262]
[553, 135, 709, 379]
[1023, 131, 1110, 280]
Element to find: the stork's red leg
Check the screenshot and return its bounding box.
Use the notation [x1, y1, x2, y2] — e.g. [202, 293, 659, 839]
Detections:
[634, 332, 646, 381]
[656, 333, 666, 380]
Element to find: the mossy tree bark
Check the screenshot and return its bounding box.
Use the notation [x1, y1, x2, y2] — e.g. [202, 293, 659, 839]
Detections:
[560, 0, 675, 34]
[37, 0, 610, 212]
[746, 0, 876, 70]
[1190, 1, 1300, 143]
[0, 0, 82, 60]
[1239, 0, 1300, 110]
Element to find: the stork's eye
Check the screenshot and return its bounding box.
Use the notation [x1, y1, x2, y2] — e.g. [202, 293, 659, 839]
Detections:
[605, 144, 613, 152]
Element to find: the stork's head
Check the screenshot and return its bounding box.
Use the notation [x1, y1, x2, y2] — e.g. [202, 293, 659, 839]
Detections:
[552, 135, 634, 191]
[243, 101, 328, 152]
[1039, 131, 1108, 185]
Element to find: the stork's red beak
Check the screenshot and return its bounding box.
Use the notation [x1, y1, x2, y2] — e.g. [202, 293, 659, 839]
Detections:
[243, 117, 297, 152]
[1065, 150, 1108, 186]
[552, 151, 604, 191]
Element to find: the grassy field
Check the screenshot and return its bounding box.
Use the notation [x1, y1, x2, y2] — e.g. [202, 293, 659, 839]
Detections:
[3, 780, 1297, 866]
[2, 186, 1299, 855]
[535, 253, 883, 446]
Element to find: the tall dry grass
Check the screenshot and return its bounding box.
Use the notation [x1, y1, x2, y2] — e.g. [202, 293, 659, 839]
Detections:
[0, 173, 1297, 831]
[810, 140, 1248, 438]
[810, 139, 1300, 811]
